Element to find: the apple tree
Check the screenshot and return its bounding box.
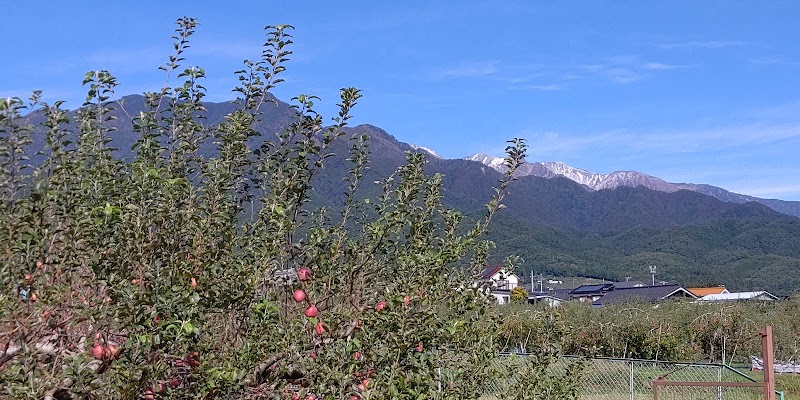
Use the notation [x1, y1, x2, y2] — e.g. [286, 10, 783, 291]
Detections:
[0, 18, 580, 400]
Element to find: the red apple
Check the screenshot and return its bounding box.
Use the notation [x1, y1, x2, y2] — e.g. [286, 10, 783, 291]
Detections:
[309, 351, 317, 360]
[298, 268, 312, 281]
[415, 342, 423, 352]
[314, 321, 325, 335]
[169, 376, 182, 388]
[304, 305, 318, 318]
[375, 301, 387, 312]
[24, 273, 33, 283]
[30, 292, 38, 302]
[35, 260, 43, 269]
[186, 352, 200, 368]
[91, 344, 105, 360]
[403, 295, 410, 306]
[190, 277, 198, 290]
[293, 289, 306, 302]
[353, 351, 362, 360]
[143, 389, 155, 400]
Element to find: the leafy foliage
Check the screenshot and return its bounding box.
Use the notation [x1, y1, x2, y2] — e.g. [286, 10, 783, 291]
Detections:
[510, 287, 528, 304]
[0, 19, 586, 400]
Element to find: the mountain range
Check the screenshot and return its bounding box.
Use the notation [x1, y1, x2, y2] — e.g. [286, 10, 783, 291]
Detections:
[18, 94, 800, 294]
[464, 154, 800, 218]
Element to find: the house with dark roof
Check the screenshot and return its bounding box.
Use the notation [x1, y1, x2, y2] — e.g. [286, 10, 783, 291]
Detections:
[591, 284, 696, 306]
[612, 281, 646, 289]
[568, 283, 615, 303]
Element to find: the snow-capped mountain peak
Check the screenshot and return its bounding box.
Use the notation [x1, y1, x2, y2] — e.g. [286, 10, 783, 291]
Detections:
[464, 153, 507, 171]
[465, 154, 678, 192]
[409, 144, 442, 159]
[460, 152, 799, 217]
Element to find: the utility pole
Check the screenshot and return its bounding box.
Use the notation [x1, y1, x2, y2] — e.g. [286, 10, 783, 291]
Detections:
[531, 270, 535, 292]
[649, 265, 657, 286]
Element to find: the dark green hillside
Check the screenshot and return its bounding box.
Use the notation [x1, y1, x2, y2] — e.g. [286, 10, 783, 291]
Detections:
[488, 203, 800, 295]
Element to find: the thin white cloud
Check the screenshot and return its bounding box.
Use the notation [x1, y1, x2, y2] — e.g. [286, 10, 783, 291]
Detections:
[517, 119, 800, 161]
[748, 56, 785, 65]
[437, 55, 683, 88]
[642, 62, 684, 70]
[438, 61, 497, 79]
[514, 84, 565, 91]
[582, 55, 684, 85]
[660, 40, 749, 49]
[602, 67, 642, 84]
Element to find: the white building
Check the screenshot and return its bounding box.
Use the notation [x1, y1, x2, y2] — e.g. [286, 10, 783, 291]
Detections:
[478, 266, 521, 304]
[701, 291, 779, 302]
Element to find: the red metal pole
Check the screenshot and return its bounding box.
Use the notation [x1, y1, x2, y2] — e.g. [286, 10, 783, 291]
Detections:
[761, 326, 776, 400]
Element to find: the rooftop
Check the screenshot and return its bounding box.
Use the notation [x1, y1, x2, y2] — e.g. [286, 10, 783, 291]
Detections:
[687, 286, 728, 297]
[570, 283, 614, 295]
[480, 265, 504, 280]
[612, 281, 646, 289]
[592, 284, 696, 306]
[701, 291, 778, 301]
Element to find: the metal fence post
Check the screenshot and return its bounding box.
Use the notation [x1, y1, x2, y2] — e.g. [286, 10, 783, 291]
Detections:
[629, 360, 635, 400]
[437, 366, 442, 395]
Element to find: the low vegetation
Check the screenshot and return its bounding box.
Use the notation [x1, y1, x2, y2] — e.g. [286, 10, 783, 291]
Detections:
[501, 299, 800, 363]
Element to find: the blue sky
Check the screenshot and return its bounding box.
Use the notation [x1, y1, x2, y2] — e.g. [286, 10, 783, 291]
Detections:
[2, 1, 799, 200]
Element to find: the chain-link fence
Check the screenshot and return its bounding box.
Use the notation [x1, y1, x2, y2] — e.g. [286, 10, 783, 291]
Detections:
[653, 380, 765, 400]
[482, 355, 783, 400]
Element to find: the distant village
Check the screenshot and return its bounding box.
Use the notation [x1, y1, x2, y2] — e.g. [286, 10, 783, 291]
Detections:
[479, 265, 780, 307]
